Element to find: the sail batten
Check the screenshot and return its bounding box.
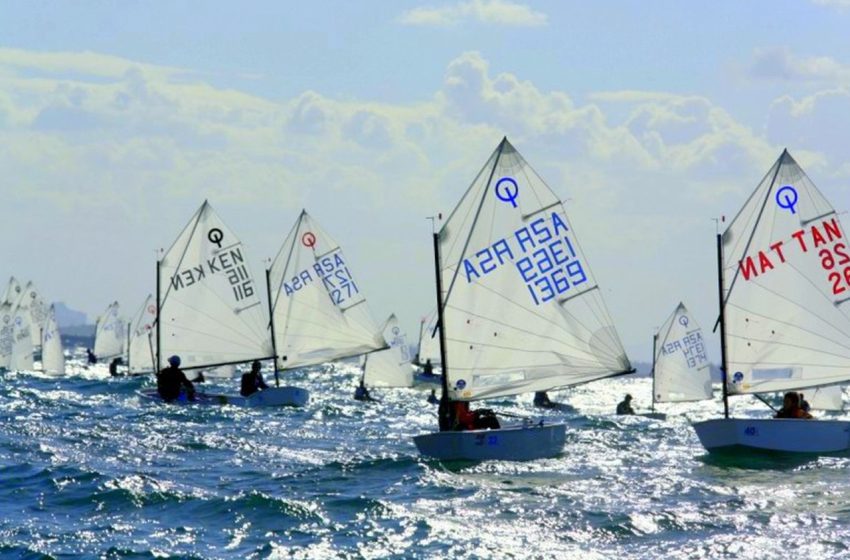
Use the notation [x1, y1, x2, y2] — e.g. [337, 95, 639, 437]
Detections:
[723, 151, 850, 394]
[439, 138, 631, 401]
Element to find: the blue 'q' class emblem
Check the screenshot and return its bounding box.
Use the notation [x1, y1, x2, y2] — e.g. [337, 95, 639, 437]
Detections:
[455, 379, 467, 390]
[733, 372, 744, 384]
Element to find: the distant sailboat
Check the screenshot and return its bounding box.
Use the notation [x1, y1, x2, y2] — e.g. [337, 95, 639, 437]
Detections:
[267, 210, 387, 400]
[41, 304, 65, 376]
[145, 201, 304, 407]
[805, 386, 844, 411]
[413, 137, 633, 461]
[9, 288, 34, 372]
[693, 150, 850, 453]
[361, 314, 414, 391]
[413, 309, 442, 387]
[127, 295, 157, 375]
[1, 277, 22, 306]
[93, 301, 126, 362]
[0, 302, 13, 371]
[648, 302, 712, 418]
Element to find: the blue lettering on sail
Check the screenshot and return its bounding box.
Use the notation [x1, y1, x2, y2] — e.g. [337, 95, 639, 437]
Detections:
[283, 251, 360, 306]
[460, 211, 588, 306]
[661, 330, 707, 368]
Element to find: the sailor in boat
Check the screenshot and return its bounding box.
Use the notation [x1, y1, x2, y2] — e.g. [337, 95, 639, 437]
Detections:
[108, 357, 122, 376]
[353, 379, 377, 402]
[156, 355, 196, 402]
[86, 348, 97, 364]
[533, 391, 558, 408]
[616, 394, 635, 415]
[427, 388, 439, 404]
[240, 360, 268, 397]
[450, 400, 501, 431]
[775, 392, 813, 419]
[799, 392, 811, 413]
[422, 359, 437, 377]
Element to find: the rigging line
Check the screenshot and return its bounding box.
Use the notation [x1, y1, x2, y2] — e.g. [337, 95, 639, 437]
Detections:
[444, 139, 507, 304]
[723, 153, 787, 308]
[268, 213, 305, 313]
[160, 203, 207, 307]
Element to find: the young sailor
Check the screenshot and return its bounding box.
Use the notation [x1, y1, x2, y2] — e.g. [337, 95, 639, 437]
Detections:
[156, 355, 196, 402]
[533, 391, 556, 408]
[427, 388, 439, 404]
[775, 392, 813, 419]
[240, 360, 268, 397]
[616, 394, 635, 415]
[353, 379, 376, 402]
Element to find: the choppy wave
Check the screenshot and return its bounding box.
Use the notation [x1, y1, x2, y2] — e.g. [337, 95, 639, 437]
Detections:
[3, 362, 850, 558]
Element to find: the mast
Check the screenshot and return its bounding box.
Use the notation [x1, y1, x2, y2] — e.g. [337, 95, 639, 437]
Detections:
[156, 259, 161, 375]
[716, 233, 730, 419]
[651, 332, 657, 413]
[126, 321, 131, 372]
[265, 267, 280, 387]
[432, 231, 451, 431]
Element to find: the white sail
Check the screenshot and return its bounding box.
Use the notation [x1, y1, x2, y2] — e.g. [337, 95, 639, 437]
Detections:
[416, 309, 442, 366]
[805, 385, 844, 411]
[1, 276, 22, 305]
[268, 210, 386, 370]
[23, 282, 48, 350]
[438, 137, 631, 401]
[10, 292, 33, 371]
[128, 295, 157, 374]
[364, 314, 414, 388]
[94, 301, 125, 360]
[41, 304, 65, 375]
[653, 302, 712, 403]
[0, 302, 13, 369]
[722, 150, 850, 394]
[158, 201, 273, 370]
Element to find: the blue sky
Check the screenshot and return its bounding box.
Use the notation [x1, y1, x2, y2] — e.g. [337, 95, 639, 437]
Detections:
[3, 0, 850, 363]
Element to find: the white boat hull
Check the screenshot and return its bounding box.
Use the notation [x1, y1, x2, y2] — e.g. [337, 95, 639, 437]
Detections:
[693, 418, 850, 454]
[138, 386, 309, 408]
[413, 422, 566, 461]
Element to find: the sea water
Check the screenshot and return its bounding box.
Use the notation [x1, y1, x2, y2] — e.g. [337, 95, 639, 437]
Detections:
[2, 361, 849, 559]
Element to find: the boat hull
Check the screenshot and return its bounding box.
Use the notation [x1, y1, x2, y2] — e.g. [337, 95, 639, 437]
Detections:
[413, 422, 566, 461]
[413, 373, 442, 387]
[138, 386, 309, 408]
[693, 418, 850, 453]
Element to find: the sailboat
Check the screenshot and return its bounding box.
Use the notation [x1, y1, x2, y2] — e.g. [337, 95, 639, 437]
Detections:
[9, 287, 34, 372]
[693, 149, 850, 453]
[126, 295, 157, 375]
[266, 209, 387, 402]
[413, 137, 633, 461]
[144, 201, 305, 407]
[360, 314, 414, 393]
[93, 301, 126, 362]
[646, 302, 712, 419]
[0, 302, 13, 371]
[413, 310, 442, 387]
[41, 304, 65, 375]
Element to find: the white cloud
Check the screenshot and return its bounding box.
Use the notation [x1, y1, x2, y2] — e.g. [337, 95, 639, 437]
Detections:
[0, 47, 808, 363]
[399, 0, 547, 27]
[750, 47, 850, 84]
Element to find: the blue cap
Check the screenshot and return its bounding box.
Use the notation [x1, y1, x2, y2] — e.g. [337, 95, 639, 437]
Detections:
[168, 355, 181, 366]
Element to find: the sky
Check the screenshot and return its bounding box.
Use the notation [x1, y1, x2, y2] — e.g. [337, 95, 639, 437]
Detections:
[3, 0, 850, 363]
